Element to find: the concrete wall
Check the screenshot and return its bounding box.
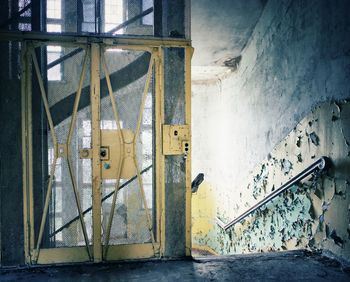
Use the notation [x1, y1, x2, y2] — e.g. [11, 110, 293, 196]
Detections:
[191, 0, 264, 66]
[192, 0, 350, 260]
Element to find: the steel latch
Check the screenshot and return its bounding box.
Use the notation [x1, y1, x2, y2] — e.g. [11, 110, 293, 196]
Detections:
[162, 125, 191, 155]
[78, 129, 136, 180]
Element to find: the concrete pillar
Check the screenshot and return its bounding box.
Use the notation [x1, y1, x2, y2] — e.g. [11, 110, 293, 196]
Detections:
[0, 0, 24, 267]
[0, 0, 48, 266]
[0, 56, 24, 266]
[154, 0, 190, 257]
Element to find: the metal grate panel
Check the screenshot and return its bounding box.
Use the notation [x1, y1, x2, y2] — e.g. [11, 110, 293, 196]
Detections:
[32, 44, 93, 249]
[100, 48, 155, 246]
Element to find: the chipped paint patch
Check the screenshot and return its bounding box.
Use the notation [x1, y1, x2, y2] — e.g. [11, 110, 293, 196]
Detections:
[280, 159, 293, 175]
[308, 132, 320, 146]
[214, 185, 315, 254]
[192, 101, 350, 261]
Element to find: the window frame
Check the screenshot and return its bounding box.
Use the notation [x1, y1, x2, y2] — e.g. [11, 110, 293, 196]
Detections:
[46, 0, 64, 81]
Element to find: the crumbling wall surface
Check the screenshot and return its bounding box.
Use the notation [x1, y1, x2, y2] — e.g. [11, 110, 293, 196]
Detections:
[192, 0, 350, 217]
[192, 101, 350, 261]
[227, 0, 350, 180]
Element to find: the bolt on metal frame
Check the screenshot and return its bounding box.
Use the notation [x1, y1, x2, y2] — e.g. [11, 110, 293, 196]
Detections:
[13, 32, 193, 264]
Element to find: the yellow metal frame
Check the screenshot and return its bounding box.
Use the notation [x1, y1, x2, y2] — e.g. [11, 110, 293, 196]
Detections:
[0, 31, 191, 48]
[27, 44, 92, 263]
[21, 42, 34, 263]
[156, 47, 166, 256]
[100, 46, 157, 258]
[20, 35, 192, 265]
[185, 47, 194, 256]
[90, 43, 102, 262]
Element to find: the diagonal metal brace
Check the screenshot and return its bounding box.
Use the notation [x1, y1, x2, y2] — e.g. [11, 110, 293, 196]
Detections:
[49, 164, 153, 238]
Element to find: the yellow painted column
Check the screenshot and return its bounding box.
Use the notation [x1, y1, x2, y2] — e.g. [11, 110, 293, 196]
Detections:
[90, 43, 102, 262]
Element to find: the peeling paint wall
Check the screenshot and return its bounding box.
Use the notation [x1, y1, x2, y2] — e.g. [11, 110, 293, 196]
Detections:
[192, 101, 350, 260]
[192, 0, 350, 261]
[219, 100, 350, 259]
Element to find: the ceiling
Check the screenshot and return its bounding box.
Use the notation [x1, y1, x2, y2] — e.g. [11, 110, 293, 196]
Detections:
[191, 0, 266, 80]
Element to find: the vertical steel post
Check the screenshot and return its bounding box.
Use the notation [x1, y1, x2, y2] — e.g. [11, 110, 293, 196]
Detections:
[90, 43, 102, 262]
[21, 43, 31, 264]
[155, 47, 166, 256]
[27, 45, 35, 261]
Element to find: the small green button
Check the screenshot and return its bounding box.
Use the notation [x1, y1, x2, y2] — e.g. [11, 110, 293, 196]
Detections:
[104, 163, 111, 169]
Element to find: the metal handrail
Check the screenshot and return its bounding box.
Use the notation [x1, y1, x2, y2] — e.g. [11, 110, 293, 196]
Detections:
[217, 157, 329, 231]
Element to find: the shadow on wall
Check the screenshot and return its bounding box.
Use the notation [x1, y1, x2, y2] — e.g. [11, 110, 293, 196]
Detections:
[192, 100, 350, 261]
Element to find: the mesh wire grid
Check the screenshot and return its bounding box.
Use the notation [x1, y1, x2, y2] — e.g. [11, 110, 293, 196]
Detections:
[100, 48, 154, 245]
[43, 45, 93, 248]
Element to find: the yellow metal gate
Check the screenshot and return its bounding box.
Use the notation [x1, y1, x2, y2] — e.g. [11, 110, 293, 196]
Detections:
[21, 38, 191, 264]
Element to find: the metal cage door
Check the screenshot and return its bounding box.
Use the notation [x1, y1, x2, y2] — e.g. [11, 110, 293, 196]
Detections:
[22, 42, 93, 264]
[97, 45, 159, 261]
[22, 42, 163, 264]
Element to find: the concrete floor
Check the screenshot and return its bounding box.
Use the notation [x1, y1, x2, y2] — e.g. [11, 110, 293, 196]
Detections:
[1, 250, 349, 281]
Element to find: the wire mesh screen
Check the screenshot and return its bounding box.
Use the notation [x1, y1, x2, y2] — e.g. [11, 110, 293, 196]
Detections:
[33, 44, 93, 248]
[100, 48, 154, 245]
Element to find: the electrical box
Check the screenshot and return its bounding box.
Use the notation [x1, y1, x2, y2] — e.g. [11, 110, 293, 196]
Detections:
[162, 125, 191, 155]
